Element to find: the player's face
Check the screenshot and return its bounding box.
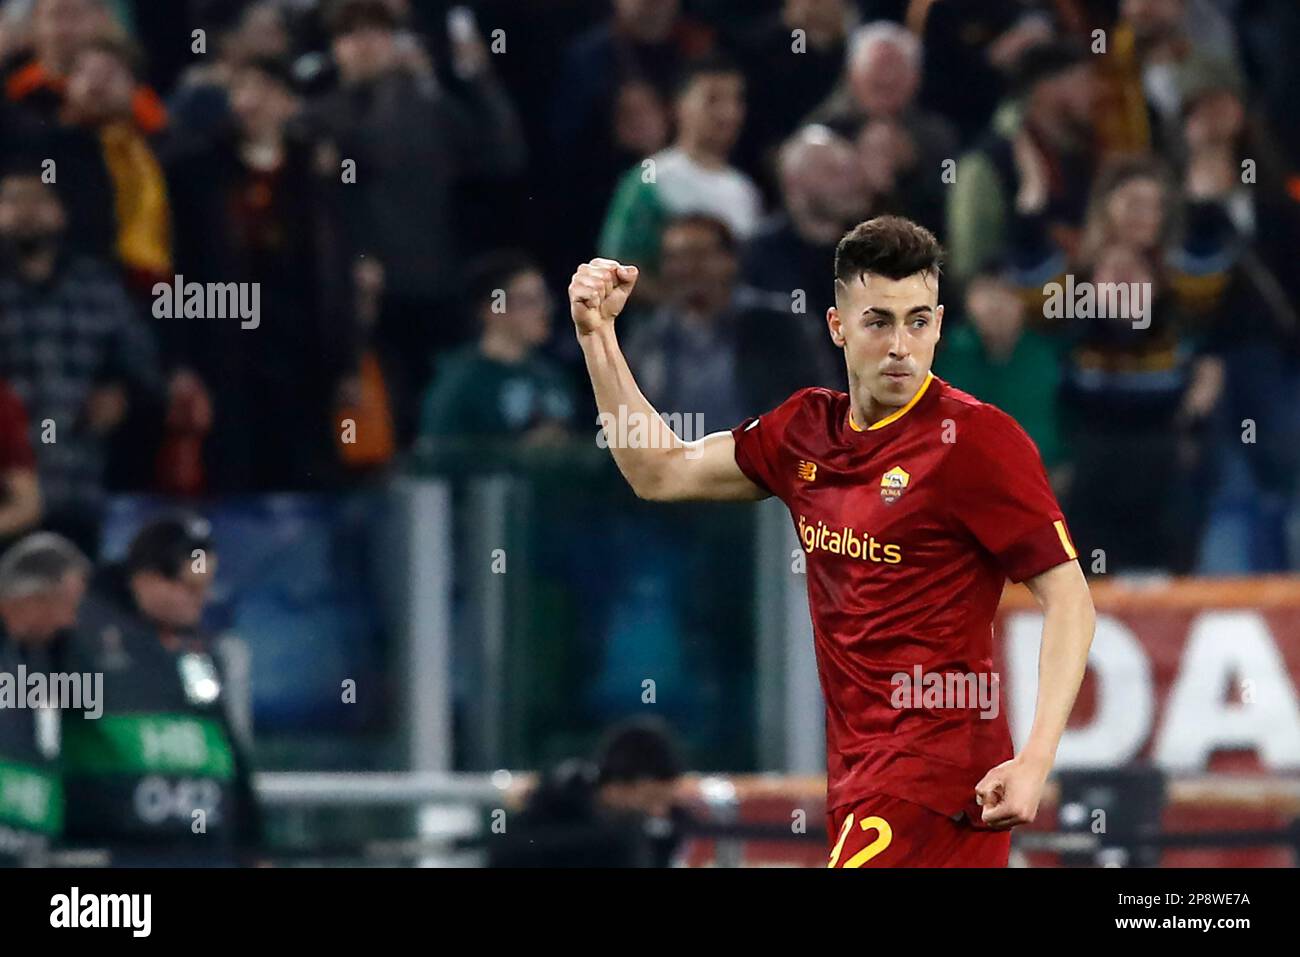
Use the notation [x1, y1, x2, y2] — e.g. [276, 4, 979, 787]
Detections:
[828, 270, 942, 408]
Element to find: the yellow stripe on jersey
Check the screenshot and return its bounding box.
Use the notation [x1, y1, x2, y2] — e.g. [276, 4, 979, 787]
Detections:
[848, 371, 935, 432]
[1054, 520, 1078, 559]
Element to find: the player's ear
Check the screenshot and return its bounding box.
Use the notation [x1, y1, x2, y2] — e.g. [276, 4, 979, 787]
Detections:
[827, 306, 846, 348]
[935, 303, 943, 339]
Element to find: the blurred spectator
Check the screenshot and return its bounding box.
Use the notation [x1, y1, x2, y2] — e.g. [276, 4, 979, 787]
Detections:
[0, 0, 114, 92]
[732, 0, 857, 181]
[0, 532, 89, 867]
[59, 37, 172, 295]
[935, 265, 1067, 476]
[740, 125, 868, 388]
[166, 0, 295, 143]
[305, 0, 526, 446]
[1059, 244, 1220, 572]
[947, 39, 1098, 283]
[545, 77, 671, 289]
[61, 512, 262, 864]
[2, 6, 171, 288]
[598, 54, 762, 290]
[488, 717, 685, 868]
[0, 380, 40, 548]
[913, 0, 1053, 143]
[0, 165, 160, 554]
[623, 214, 816, 426]
[1175, 67, 1300, 306]
[1094, 0, 1242, 155]
[550, 0, 713, 168]
[1009, 153, 1239, 326]
[417, 252, 575, 448]
[164, 55, 356, 494]
[808, 21, 957, 231]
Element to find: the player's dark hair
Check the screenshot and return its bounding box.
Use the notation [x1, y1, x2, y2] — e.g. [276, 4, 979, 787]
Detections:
[126, 513, 215, 581]
[672, 52, 744, 101]
[594, 718, 681, 785]
[663, 212, 736, 255]
[465, 249, 541, 319]
[834, 215, 944, 291]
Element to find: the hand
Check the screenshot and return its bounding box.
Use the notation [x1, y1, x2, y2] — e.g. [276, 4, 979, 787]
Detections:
[569, 259, 639, 336]
[1012, 131, 1050, 214]
[975, 754, 1050, 829]
[449, 29, 489, 80]
[988, 18, 1053, 71]
[1185, 145, 1236, 200]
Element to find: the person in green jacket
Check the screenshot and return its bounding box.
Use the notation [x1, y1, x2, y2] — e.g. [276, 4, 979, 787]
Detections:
[418, 252, 576, 448]
[935, 266, 1067, 479]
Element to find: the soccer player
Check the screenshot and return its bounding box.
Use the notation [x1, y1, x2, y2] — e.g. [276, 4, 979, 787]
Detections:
[568, 215, 1096, 867]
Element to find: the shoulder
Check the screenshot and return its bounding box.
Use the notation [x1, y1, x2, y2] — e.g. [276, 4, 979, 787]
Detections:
[934, 378, 1039, 457]
[725, 165, 762, 201]
[750, 386, 843, 433]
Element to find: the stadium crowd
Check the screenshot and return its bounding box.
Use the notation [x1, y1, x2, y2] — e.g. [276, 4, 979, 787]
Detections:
[0, 0, 1297, 573]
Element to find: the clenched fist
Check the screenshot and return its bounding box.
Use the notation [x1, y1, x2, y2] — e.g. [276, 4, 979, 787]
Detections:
[569, 258, 639, 336]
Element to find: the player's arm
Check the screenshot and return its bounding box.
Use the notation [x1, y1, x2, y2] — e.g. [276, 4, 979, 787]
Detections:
[977, 559, 1095, 828]
[569, 258, 767, 502]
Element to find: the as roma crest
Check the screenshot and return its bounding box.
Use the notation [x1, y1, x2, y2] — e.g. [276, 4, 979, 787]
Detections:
[880, 466, 910, 505]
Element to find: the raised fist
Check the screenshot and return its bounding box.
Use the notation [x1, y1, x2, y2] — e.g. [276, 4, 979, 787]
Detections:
[569, 258, 639, 336]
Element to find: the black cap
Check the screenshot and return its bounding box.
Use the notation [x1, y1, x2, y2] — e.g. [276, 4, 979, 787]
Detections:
[126, 512, 215, 580]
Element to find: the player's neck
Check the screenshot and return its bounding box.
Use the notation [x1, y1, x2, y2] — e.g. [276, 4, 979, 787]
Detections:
[848, 373, 932, 431]
[855, 393, 904, 429]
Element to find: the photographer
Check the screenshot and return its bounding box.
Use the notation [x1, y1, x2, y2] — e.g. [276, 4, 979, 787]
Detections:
[60, 513, 261, 865]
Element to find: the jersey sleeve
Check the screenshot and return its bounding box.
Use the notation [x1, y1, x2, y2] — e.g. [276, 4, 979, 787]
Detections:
[730, 389, 816, 502]
[944, 405, 1078, 583]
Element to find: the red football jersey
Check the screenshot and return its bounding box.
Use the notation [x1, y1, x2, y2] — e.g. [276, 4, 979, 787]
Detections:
[732, 372, 1077, 824]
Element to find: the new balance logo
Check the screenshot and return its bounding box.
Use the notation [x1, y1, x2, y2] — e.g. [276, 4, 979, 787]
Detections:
[797, 461, 817, 482]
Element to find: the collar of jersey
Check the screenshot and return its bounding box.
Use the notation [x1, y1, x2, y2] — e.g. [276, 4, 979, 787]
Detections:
[848, 371, 935, 433]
